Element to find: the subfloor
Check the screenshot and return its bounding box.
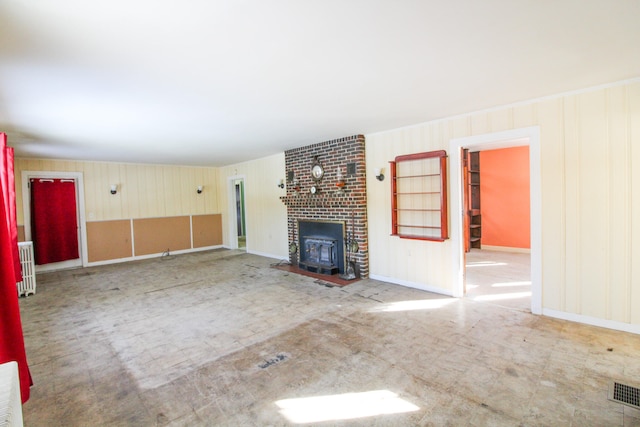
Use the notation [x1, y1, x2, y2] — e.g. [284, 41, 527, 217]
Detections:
[18, 250, 640, 426]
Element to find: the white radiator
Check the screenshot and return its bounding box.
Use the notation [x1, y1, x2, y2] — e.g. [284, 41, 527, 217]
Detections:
[0, 362, 23, 427]
[16, 242, 36, 297]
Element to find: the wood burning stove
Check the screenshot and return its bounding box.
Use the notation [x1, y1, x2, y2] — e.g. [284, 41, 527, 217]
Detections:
[297, 220, 345, 276]
[300, 237, 339, 275]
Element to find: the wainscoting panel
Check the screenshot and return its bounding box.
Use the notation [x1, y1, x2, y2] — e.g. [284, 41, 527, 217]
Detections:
[192, 214, 223, 248]
[87, 220, 133, 262]
[133, 216, 191, 256]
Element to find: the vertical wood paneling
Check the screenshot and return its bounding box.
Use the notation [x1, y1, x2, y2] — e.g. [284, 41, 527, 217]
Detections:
[513, 104, 536, 129]
[489, 108, 512, 132]
[470, 112, 490, 135]
[607, 85, 630, 323]
[451, 116, 471, 139]
[562, 95, 581, 314]
[124, 163, 140, 218]
[629, 82, 640, 324]
[14, 158, 220, 223]
[537, 97, 565, 310]
[577, 90, 608, 319]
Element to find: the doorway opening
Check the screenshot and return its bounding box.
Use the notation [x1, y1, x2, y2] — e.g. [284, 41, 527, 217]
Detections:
[21, 171, 88, 272]
[449, 127, 541, 314]
[463, 146, 532, 311]
[227, 176, 246, 251]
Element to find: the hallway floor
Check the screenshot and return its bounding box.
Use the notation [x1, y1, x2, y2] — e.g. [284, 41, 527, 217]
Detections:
[18, 250, 640, 426]
[465, 249, 531, 312]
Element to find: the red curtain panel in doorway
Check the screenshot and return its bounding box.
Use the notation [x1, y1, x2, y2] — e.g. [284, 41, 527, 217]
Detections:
[30, 178, 80, 264]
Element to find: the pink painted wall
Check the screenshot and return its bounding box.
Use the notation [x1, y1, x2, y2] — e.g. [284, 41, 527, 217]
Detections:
[479, 146, 530, 249]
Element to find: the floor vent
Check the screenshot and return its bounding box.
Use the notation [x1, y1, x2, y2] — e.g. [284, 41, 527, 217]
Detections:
[609, 381, 640, 409]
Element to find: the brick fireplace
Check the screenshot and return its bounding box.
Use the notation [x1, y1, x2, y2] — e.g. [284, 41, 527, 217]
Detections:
[280, 135, 368, 279]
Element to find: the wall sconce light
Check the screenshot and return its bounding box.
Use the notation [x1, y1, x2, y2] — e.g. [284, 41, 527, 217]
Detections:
[277, 179, 285, 189]
[196, 185, 203, 194]
[374, 168, 385, 181]
[110, 184, 118, 195]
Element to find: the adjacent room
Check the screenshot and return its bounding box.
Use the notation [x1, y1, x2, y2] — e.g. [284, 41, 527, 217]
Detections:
[1, 1, 639, 425]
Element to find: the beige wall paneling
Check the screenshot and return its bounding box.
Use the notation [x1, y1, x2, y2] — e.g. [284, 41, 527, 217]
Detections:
[203, 167, 220, 214]
[489, 108, 513, 133]
[450, 116, 472, 140]
[104, 161, 123, 220]
[123, 163, 140, 218]
[577, 90, 608, 319]
[82, 161, 98, 221]
[162, 166, 180, 217]
[192, 214, 223, 248]
[537, 97, 565, 311]
[608, 85, 631, 324]
[512, 103, 537, 129]
[86, 220, 132, 262]
[470, 112, 491, 135]
[562, 94, 581, 315]
[630, 82, 640, 325]
[182, 167, 196, 215]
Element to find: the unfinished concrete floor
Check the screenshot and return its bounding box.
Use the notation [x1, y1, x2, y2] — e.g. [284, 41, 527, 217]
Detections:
[18, 249, 640, 426]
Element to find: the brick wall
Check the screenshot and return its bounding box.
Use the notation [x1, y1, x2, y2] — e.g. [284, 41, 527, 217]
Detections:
[280, 135, 369, 278]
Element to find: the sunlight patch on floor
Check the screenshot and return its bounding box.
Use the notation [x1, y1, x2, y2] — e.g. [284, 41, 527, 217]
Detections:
[466, 261, 508, 267]
[368, 298, 456, 313]
[275, 390, 420, 424]
[491, 281, 531, 288]
[472, 291, 532, 301]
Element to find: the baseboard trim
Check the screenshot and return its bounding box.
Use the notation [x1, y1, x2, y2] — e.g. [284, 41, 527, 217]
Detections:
[369, 274, 455, 297]
[246, 249, 287, 261]
[86, 245, 224, 267]
[543, 308, 640, 335]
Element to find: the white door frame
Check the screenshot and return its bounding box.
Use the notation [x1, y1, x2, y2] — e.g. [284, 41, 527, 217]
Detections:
[21, 171, 88, 271]
[449, 127, 542, 314]
[227, 175, 246, 250]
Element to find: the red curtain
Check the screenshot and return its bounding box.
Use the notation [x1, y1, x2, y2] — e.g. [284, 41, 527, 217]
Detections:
[0, 132, 32, 403]
[0, 134, 21, 281]
[31, 178, 79, 264]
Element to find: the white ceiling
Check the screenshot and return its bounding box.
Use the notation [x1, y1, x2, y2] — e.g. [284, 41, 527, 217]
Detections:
[1, 1, 639, 167]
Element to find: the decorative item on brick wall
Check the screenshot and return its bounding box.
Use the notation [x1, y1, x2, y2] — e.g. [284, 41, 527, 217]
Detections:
[291, 179, 300, 196]
[335, 167, 345, 194]
[311, 156, 324, 181]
